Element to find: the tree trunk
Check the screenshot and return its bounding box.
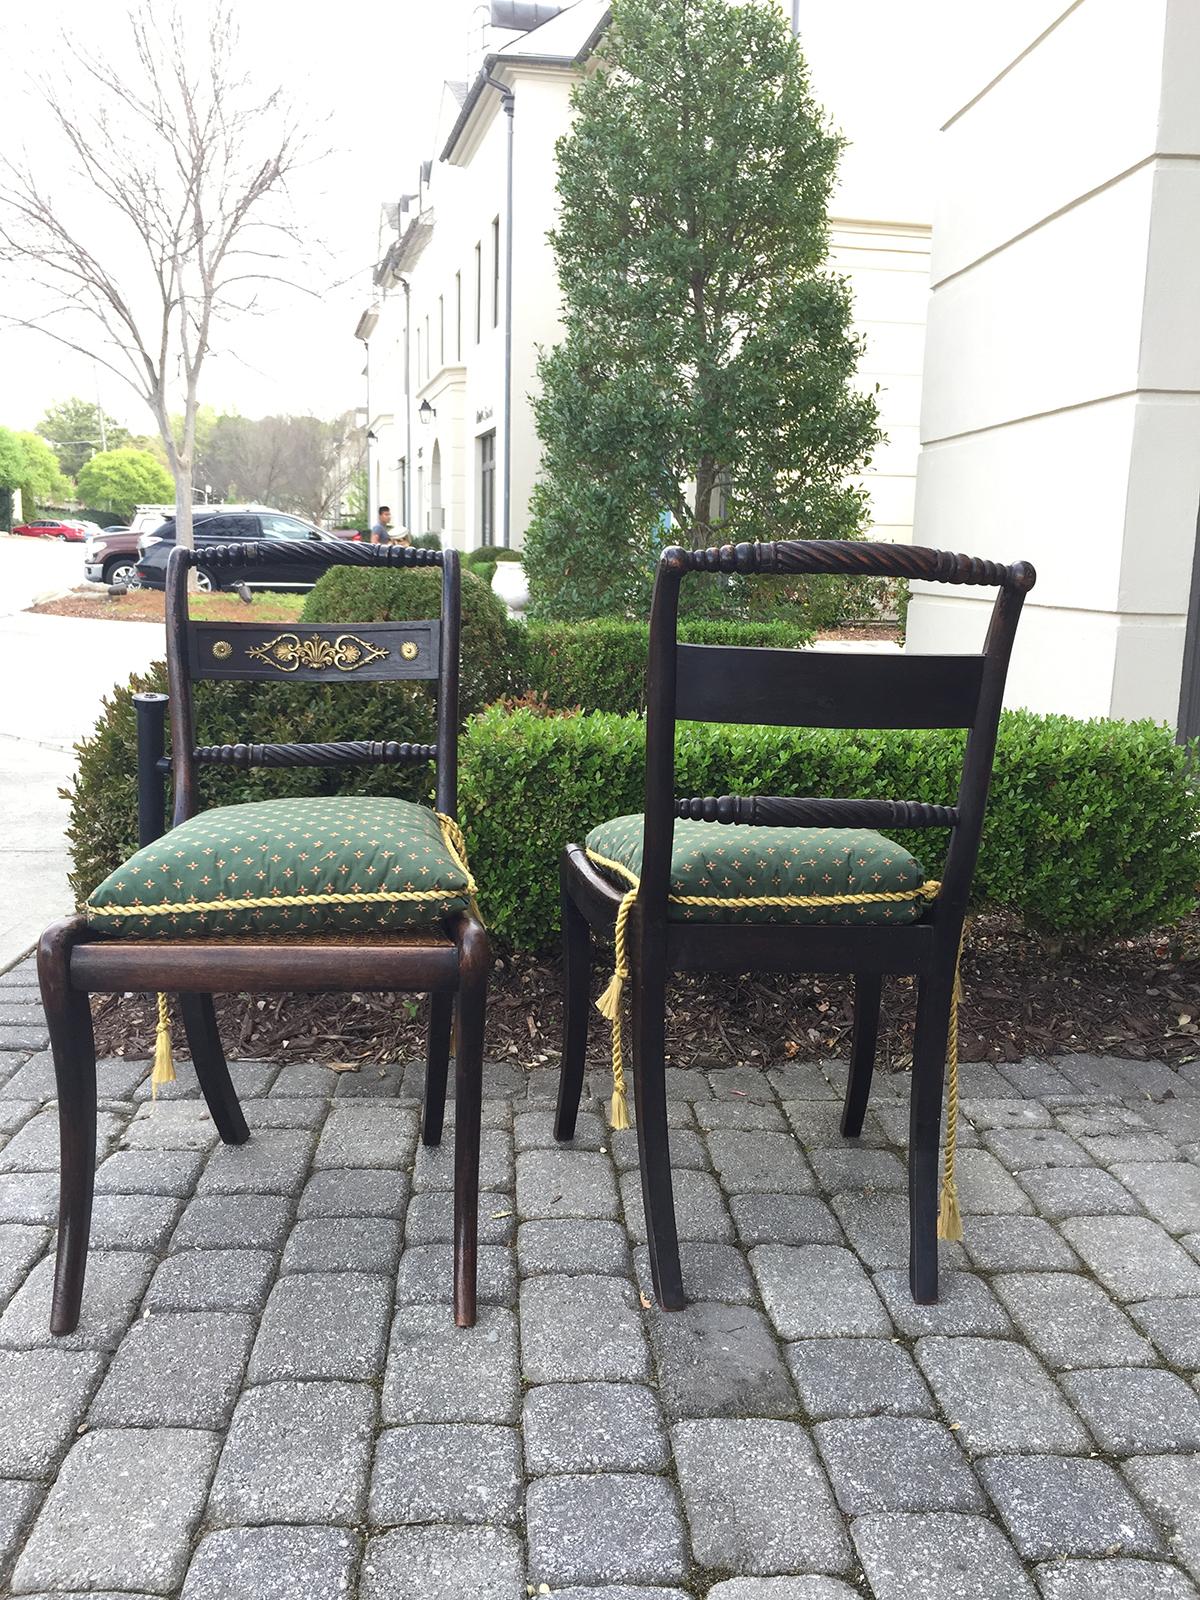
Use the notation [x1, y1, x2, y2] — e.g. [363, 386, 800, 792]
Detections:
[693, 455, 717, 548]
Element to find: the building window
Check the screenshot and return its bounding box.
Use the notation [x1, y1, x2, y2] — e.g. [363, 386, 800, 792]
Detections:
[415, 326, 422, 387]
[438, 296, 444, 367]
[478, 430, 496, 547]
[492, 216, 500, 327]
[455, 271, 462, 360]
[424, 315, 430, 380]
[474, 242, 482, 344]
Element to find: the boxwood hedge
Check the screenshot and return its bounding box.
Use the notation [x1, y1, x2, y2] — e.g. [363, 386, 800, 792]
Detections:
[458, 706, 1200, 952]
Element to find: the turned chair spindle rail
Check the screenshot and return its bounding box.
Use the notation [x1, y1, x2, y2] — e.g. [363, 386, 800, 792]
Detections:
[192, 740, 438, 770]
[673, 795, 961, 829]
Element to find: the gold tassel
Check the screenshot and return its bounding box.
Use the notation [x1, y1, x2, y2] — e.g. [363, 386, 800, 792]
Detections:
[598, 890, 636, 1130]
[151, 991, 176, 1099]
[936, 932, 965, 1241]
[937, 1178, 964, 1243]
[595, 970, 625, 1023]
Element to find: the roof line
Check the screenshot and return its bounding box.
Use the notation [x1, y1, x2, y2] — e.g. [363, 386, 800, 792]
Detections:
[439, 7, 610, 163]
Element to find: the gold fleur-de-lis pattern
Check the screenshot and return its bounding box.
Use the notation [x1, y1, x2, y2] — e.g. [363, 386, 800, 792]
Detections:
[85, 796, 472, 939]
[586, 815, 931, 925]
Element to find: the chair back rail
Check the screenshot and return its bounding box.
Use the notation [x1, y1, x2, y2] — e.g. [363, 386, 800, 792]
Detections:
[641, 539, 1035, 945]
[192, 740, 438, 771]
[674, 795, 960, 829]
[677, 538, 1029, 587]
[164, 540, 461, 828]
[187, 620, 440, 682]
[675, 644, 985, 729]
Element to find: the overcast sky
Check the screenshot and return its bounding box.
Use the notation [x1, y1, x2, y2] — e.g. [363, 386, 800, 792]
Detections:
[0, 0, 967, 441]
[0, 0, 476, 435]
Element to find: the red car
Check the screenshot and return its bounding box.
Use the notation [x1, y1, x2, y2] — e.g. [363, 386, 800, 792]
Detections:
[12, 519, 88, 541]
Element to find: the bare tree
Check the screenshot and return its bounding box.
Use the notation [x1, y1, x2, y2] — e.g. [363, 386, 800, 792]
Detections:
[0, 3, 308, 551]
[204, 411, 365, 525]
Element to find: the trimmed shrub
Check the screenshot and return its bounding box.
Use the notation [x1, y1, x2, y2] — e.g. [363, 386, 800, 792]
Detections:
[67, 567, 524, 903]
[523, 617, 816, 715]
[462, 545, 522, 588]
[458, 707, 1200, 952]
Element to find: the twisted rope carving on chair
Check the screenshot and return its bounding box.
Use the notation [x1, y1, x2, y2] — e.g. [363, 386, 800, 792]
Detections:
[662, 539, 1034, 590]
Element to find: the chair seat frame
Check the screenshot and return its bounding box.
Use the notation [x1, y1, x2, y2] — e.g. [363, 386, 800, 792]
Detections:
[555, 538, 1034, 1309]
[40, 539, 490, 1333]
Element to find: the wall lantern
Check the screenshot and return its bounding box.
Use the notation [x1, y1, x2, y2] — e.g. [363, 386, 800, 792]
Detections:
[419, 399, 436, 426]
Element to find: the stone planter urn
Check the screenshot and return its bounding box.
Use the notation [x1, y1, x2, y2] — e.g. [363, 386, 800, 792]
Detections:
[491, 558, 530, 616]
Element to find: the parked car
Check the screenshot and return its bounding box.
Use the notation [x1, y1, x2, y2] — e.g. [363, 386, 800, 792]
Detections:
[12, 519, 88, 541]
[134, 510, 354, 592]
[83, 528, 141, 589]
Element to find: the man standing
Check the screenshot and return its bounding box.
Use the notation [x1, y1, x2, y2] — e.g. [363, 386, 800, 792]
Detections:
[369, 506, 393, 543]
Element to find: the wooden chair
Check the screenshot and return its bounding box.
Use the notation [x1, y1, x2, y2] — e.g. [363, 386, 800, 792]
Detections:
[39, 539, 490, 1333]
[554, 539, 1034, 1308]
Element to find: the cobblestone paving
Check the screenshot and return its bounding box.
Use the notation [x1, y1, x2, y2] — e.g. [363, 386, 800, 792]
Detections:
[1, 955, 1200, 1597]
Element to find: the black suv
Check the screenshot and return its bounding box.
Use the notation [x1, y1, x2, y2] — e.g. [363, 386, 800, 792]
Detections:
[134, 510, 351, 592]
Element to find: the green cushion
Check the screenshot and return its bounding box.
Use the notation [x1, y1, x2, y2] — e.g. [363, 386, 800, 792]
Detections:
[585, 815, 931, 925]
[86, 796, 472, 940]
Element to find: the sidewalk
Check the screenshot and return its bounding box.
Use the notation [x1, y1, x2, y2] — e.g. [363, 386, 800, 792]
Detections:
[0, 609, 162, 969]
[0, 957, 1197, 1598]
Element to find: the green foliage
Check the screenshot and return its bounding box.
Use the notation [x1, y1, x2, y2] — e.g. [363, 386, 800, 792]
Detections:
[458, 708, 1200, 952]
[0, 427, 27, 491]
[37, 398, 130, 478]
[461, 545, 522, 588]
[524, 0, 881, 621]
[76, 448, 174, 520]
[523, 617, 815, 714]
[412, 532, 442, 551]
[15, 433, 70, 503]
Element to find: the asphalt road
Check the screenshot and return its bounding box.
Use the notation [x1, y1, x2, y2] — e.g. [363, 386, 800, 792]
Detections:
[0, 535, 163, 968]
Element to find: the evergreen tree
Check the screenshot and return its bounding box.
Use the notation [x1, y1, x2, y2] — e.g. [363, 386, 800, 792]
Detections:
[523, 0, 882, 620]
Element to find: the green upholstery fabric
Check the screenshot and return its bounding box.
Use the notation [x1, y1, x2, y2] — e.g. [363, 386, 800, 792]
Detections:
[585, 814, 930, 925]
[86, 796, 471, 939]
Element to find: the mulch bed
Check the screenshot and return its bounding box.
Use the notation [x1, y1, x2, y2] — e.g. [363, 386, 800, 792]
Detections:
[91, 908, 1200, 1077]
[29, 590, 304, 624]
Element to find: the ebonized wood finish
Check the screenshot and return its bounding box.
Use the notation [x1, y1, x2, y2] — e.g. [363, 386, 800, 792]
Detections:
[39, 540, 489, 1334]
[555, 538, 1034, 1311]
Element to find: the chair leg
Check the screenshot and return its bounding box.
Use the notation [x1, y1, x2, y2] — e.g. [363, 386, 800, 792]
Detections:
[38, 918, 97, 1337]
[554, 871, 593, 1142]
[631, 965, 685, 1311]
[841, 973, 882, 1138]
[179, 994, 248, 1146]
[908, 970, 953, 1304]
[423, 992, 454, 1147]
[452, 917, 490, 1328]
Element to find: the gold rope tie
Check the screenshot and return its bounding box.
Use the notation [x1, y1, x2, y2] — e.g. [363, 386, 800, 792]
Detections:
[595, 888, 636, 1130]
[937, 933, 966, 1243]
[151, 990, 176, 1098]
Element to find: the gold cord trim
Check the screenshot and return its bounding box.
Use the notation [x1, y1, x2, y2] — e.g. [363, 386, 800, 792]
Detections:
[586, 845, 964, 1240]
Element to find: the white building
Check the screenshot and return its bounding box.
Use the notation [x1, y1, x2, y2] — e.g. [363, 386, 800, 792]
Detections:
[356, 0, 933, 553]
[906, 0, 1200, 733]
